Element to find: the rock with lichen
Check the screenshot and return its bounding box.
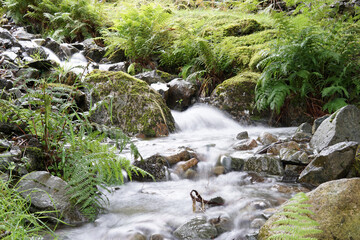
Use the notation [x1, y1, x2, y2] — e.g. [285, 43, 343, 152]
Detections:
[86, 70, 175, 137]
[209, 71, 259, 123]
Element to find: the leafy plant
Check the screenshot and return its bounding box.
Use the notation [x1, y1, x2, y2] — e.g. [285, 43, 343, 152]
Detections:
[268, 192, 322, 240]
[0, 176, 57, 239]
[3, 0, 105, 42]
[103, 3, 172, 65]
[255, 25, 359, 117]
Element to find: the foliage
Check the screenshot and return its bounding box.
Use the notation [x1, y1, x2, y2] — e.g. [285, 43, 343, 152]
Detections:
[255, 23, 360, 116]
[103, 3, 172, 65]
[268, 192, 322, 240]
[0, 77, 150, 220]
[2, 0, 105, 42]
[0, 176, 56, 239]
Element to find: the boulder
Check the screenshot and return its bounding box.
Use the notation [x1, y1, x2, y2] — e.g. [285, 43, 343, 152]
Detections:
[243, 155, 284, 175]
[236, 131, 249, 140]
[173, 216, 219, 240]
[42, 37, 66, 60]
[17, 171, 85, 224]
[134, 70, 175, 84]
[298, 141, 358, 186]
[258, 132, 278, 145]
[83, 39, 106, 63]
[310, 105, 360, 152]
[233, 139, 258, 151]
[86, 70, 175, 137]
[312, 115, 329, 134]
[210, 72, 259, 123]
[12, 27, 37, 40]
[259, 178, 360, 240]
[166, 78, 196, 111]
[280, 148, 309, 165]
[0, 27, 20, 48]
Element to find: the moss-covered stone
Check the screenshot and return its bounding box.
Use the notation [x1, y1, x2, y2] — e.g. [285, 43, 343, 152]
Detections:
[210, 71, 259, 123]
[223, 19, 264, 36]
[259, 178, 360, 240]
[86, 70, 175, 137]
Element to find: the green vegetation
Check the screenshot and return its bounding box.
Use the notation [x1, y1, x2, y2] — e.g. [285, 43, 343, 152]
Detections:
[0, 74, 149, 220]
[2, 0, 106, 42]
[0, 176, 56, 239]
[268, 192, 322, 240]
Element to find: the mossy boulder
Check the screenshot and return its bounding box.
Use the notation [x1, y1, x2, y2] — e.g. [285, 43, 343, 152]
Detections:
[259, 178, 360, 240]
[223, 19, 264, 37]
[86, 70, 175, 137]
[210, 71, 259, 123]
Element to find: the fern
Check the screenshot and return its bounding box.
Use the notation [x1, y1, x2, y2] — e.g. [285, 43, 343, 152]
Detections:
[268, 192, 322, 240]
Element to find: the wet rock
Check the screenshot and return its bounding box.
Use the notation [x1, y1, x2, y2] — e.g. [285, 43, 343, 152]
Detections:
[291, 131, 312, 142]
[259, 178, 360, 240]
[150, 234, 164, 240]
[0, 78, 14, 90]
[298, 141, 358, 186]
[174, 216, 219, 240]
[267, 141, 301, 155]
[236, 131, 249, 140]
[134, 70, 175, 84]
[174, 158, 198, 175]
[210, 72, 259, 123]
[25, 60, 56, 71]
[271, 183, 310, 194]
[15, 67, 40, 80]
[151, 82, 169, 100]
[257, 132, 278, 145]
[12, 27, 37, 40]
[17, 171, 85, 224]
[312, 115, 328, 134]
[230, 157, 245, 171]
[133, 155, 168, 181]
[60, 43, 79, 57]
[166, 78, 196, 111]
[213, 165, 225, 175]
[87, 70, 175, 137]
[296, 122, 312, 134]
[1, 51, 18, 62]
[243, 155, 284, 175]
[165, 150, 197, 165]
[99, 62, 127, 72]
[280, 148, 309, 165]
[310, 105, 360, 152]
[184, 169, 197, 179]
[83, 39, 106, 63]
[250, 218, 266, 228]
[0, 27, 20, 48]
[18, 40, 47, 59]
[127, 232, 146, 240]
[233, 139, 258, 151]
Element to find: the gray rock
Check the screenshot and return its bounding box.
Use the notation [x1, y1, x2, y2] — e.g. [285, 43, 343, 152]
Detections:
[1, 51, 19, 62]
[299, 141, 358, 186]
[43, 37, 67, 60]
[236, 131, 249, 140]
[60, 43, 79, 57]
[230, 157, 246, 171]
[151, 82, 169, 100]
[243, 155, 284, 175]
[107, 62, 127, 72]
[134, 70, 166, 84]
[0, 79, 14, 90]
[174, 216, 219, 240]
[296, 122, 312, 134]
[132, 155, 168, 181]
[18, 40, 47, 59]
[166, 78, 196, 111]
[0, 139, 11, 152]
[258, 132, 278, 145]
[280, 148, 309, 165]
[0, 27, 20, 48]
[312, 115, 329, 134]
[291, 132, 312, 142]
[310, 105, 360, 152]
[83, 38, 106, 63]
[233, 139, 258, 151]
[209, 72, 259, 123]
[259, 178, 360, 240]
[17, 171, 85, 224]
[12, 27, 36, 40]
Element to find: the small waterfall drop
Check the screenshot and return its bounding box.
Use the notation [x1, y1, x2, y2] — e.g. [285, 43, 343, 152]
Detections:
[172, 104, 243, 133]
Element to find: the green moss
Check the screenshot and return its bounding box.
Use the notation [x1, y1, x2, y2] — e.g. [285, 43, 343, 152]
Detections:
[223, 19, 264, 37]
[86, 70, 175, 137]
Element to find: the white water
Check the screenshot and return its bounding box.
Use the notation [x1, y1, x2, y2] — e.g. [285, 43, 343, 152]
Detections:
[56, 104, 298, 240]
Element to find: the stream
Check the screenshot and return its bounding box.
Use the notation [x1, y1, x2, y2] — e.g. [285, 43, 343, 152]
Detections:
[55, 104, 301, 240]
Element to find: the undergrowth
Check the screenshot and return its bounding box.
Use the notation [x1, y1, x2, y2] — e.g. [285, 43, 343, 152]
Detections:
[268, 192, 322, 240]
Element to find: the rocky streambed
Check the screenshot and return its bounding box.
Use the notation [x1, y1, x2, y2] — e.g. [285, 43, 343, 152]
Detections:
[1, 20, 360, 240]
